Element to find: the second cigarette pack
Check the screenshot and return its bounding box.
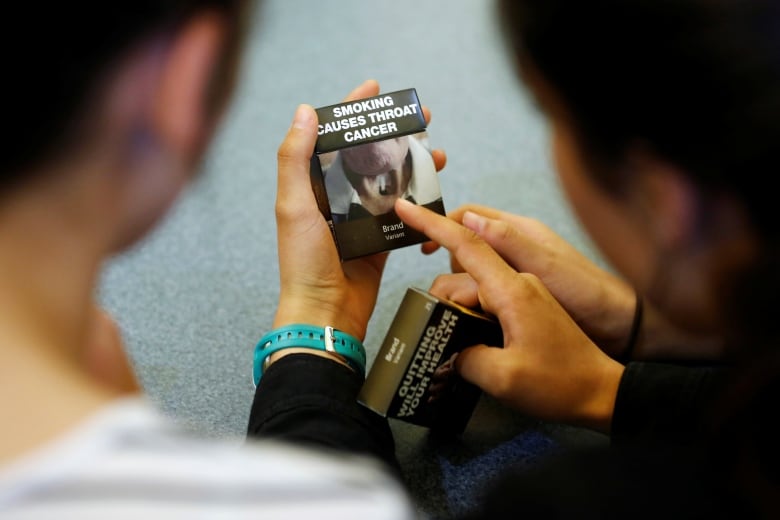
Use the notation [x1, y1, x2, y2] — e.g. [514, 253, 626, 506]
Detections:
[358, 287, 503, 433]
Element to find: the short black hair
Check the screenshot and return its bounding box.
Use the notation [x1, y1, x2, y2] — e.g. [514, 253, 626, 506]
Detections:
[2, 1, 245, 185]
[498, 0, 780, 365]
[499, 0, 780, 239]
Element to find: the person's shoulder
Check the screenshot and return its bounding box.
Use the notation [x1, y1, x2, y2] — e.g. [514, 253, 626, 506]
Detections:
[0, 397, 416, 519]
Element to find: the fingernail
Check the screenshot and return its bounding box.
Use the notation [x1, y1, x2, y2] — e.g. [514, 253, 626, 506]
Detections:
[462, 211, 486, 233]
[292, 104, 315, 129]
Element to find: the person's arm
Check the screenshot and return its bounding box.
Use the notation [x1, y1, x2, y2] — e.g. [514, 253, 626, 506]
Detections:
[630, 300, 724, 361]
[611, 361, 729, 446]
[453, 360, 731, 518]
[396, 198, 625, 434]
[245, 80, 392, 466]
[247, 354, 399, 473]
[423, 205, 724, 362]
[246, 80, 446, 471]
[457, 441, 721, 519]
[458, 363, 734, 518]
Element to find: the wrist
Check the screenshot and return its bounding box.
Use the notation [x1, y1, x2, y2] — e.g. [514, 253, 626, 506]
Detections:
[581, 358, 624, 435]
[267, 348, 352, 370]
[635, 302, 724, 360]
[274, 297, 364, 340]
[252, 324, 367, 386]
[617, 293, 643, 363]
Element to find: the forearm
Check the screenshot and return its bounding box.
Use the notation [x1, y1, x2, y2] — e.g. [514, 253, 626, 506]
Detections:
[611, 361, 728, 446]
[246, 354, 400, 476]
[629, 300, 724, 361]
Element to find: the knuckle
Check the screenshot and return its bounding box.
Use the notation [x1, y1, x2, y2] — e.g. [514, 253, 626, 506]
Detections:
[454, 227, 483, 253]
[274, 195, 298, 221]
[493, 219, 513, 243]
[430, 274, 449, 292]
[504, 272, 545, 303]
[276, 140, 297, 164]
[275, 203, 298, 223]
[516, 271, 542, 287]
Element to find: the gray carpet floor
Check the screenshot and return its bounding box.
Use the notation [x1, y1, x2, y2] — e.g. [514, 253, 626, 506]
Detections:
[99, 1, 610, 517]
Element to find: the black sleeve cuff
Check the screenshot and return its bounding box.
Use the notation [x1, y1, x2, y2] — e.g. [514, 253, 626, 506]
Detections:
[246, 354, 399, 475]
[611, 361, 728, 446]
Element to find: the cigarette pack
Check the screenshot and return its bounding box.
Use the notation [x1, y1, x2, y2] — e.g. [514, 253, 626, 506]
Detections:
[358, 287, 503, 433]
[310, 88, 445, 261]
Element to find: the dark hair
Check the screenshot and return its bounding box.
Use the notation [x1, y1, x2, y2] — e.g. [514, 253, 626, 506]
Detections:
[499, 0, 780, 351]
[2, 1, 246, 185]
[498, 2, 780, 510]
[499, 0, 780, 240]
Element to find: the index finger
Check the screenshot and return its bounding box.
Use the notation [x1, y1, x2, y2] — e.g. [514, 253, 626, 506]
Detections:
[395, 198, 517, 292]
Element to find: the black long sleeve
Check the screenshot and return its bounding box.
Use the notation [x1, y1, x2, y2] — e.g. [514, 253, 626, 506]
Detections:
[246, 354, 400, 476]
[611, 361, 728, 446]
[458, 361, 749, 519]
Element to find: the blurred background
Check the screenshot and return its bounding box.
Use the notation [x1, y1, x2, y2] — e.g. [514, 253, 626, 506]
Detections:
[100, 0, 609, 517]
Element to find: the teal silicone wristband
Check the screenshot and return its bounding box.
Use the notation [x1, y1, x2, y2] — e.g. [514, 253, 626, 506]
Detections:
[252, 324, 367, 387]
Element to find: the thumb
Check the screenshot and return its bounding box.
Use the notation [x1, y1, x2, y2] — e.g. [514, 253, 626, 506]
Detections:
[454, 343, 506, 396]
[276, 104, 319, 214]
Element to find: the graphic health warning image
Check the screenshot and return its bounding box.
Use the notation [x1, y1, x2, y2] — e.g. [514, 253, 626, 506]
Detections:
[310, 88, 445, 261]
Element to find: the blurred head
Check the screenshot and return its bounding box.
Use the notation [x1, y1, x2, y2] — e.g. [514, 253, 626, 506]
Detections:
[341, 137, 410, 177]
[499, 0, 780, 348]
[2, 1, 249, 249]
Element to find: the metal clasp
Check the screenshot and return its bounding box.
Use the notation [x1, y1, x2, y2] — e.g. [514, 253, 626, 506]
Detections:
[324, 326, 336, 353]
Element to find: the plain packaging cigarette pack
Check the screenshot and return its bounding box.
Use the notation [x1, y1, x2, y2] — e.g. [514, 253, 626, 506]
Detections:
[359, 287, 503, 433]
[309, 88, 446, 261]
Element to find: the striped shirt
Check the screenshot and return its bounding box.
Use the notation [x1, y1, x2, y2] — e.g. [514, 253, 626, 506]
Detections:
[0, 397, 418, 519]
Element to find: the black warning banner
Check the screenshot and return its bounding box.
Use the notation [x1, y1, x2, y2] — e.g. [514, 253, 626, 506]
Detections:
[314, 88, 427, 154]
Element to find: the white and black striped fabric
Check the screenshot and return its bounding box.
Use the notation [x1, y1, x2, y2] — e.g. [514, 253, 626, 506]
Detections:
[0, 398, 417, 519]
